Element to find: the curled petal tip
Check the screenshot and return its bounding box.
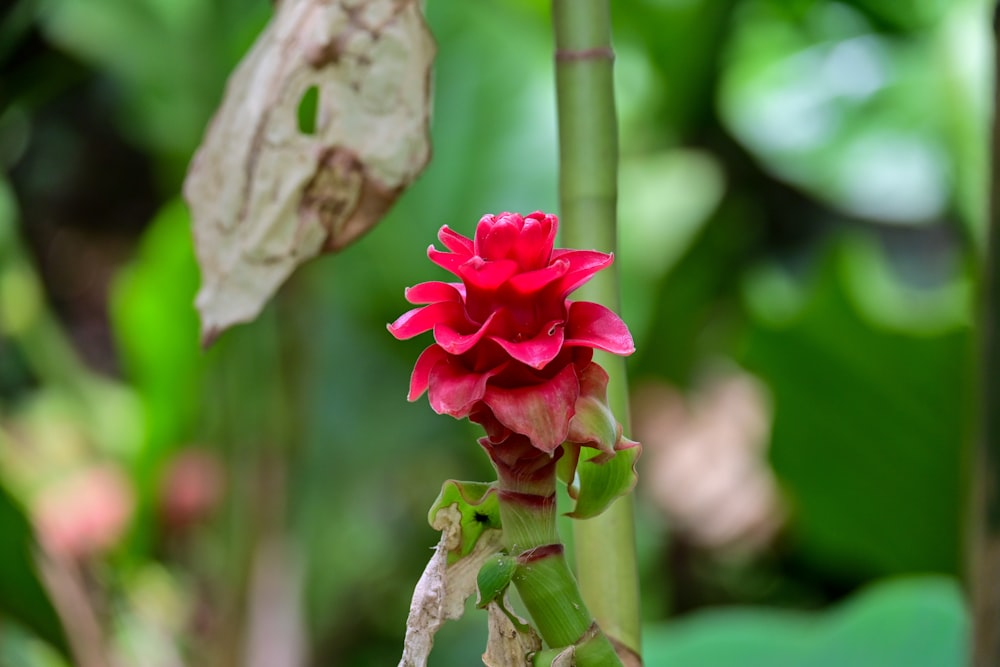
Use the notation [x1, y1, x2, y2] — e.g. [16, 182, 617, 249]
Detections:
[564, 301, 636, 356]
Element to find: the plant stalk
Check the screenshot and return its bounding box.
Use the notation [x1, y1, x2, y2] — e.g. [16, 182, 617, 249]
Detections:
[551, 0, 642, 663]
[494, 475, 621, 666]
[971, 4, 1000, 664]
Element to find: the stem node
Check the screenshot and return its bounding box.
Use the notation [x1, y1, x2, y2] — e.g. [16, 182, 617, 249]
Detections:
[554, 47, 614, 62]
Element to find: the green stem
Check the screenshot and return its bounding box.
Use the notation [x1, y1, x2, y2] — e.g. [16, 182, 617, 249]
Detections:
[495, 478, 621, 666]
[551, 0, 642, 662]
[971, 5, 1000, 664]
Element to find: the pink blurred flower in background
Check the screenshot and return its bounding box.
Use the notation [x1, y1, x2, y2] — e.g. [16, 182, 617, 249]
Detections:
[159, 448, 225, 532]
[33, 464, 134, 560]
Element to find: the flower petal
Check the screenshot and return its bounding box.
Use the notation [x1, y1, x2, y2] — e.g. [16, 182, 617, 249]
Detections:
[507, 259, 569, 295]
[428, 359, 506, 418]
[427, 246, 465, 276]
[483, 363, 579, 453]
[512, 215, 551, 269]
[470, 405, 512, 444]
[473, 213, 498, 255]
[551, 249, 614, 296]
[564, 301, 635, 355]
[530, 211, 557, 235]
[388, 301, 468, 340]
[477, 216, 520, 261]
[438, 225, 474, 254]
[457, 257, 519, 290]
[408, 344, 448, 401]
[488, 320, 565, 369]
[404, 281, 463, 305]
[434, 311, 499, 355]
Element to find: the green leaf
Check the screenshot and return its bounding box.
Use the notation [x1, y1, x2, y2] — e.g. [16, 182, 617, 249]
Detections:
[111, 198, 203, 464]
[428, 481, 500, 562]
[643, 576, 967, 667]
[717, 0, 974, 233]
[561, 443, 640, 520]
[476, 552, 516, 610]
[740, 243, 968, 576]
[0, 484, 68, 655]
[110, 199, 205, 555]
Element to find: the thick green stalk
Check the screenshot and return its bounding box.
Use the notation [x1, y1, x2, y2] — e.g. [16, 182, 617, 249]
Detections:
[551, 0, 642, 663]
[495, 479, 622, 666]
[971, 4, 1000, 664]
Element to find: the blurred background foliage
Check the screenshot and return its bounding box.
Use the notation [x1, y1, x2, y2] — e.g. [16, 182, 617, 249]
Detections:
[0, 0, 988, 664]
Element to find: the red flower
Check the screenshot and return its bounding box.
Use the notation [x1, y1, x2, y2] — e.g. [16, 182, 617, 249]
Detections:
[388, 212, 634, 453]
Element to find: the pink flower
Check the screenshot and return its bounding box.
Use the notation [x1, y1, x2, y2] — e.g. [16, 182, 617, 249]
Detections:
[388, 212, 634, 453]
[32, 465, 134, 561]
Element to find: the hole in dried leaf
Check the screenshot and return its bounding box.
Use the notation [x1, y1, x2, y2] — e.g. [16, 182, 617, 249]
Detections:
[297, 85, 319, 135]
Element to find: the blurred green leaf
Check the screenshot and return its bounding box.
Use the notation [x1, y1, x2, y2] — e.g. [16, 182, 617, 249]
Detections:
[0, 484, 67, 656]
[618, 149, 726, 347]
[111, 199, 202, 466]
[39, 0, 271, 176]
[740, 243, 969, 576]
[643, 576, 966, 666]
[110, 199, 204, 556]
[719, 1, 965, 225]
[633, 197, 762, 387]
[842, 0, 952, 31]
[613, 0, 739, 143]
[935, 0, 992, 250]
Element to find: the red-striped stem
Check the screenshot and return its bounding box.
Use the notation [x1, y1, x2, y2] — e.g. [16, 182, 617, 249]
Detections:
[493, 462, 621, 666]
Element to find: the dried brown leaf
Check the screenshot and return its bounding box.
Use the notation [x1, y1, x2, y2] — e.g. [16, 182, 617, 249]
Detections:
[550, 647, 574, 667]
[481, 596, 541, 667]
[184, 0, 435, 343]
[398, 505, 503, 667]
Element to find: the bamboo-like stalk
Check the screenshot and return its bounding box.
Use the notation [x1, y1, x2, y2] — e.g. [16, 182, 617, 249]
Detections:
[971, 5, 1000, 664]
[494, 473, 621, 666]
[551, 1, 642, 664]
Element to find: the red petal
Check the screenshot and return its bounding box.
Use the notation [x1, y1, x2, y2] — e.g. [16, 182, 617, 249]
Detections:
[564, 301, 635, 355]
[438, 225, 474, 254]
[576, 359, 609, 397]
[513, 216, 550, 269]
[526, 212, 558, 251]
[478, 216, 519, 261]
[387, 301, 468, 340]
[483, 363, 579, 453]
[408, 345, 448, 401]
[473, 214, 497, 255]
[434, 311, 498, 355]
[428, 246, 465, 276]
[470, 405, 512, 444]
[457, 257, 519, 290]
[404, 281, 463, 305]
[507, 260, 569, 294]
[489, 320, 565, 369]
[428, 359, 506, 418]
[551, 250, 614, 296]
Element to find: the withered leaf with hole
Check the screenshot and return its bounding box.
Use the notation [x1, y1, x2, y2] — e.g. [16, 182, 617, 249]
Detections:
[398, 505, 504, 667]
[184, 0, 435, 343]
